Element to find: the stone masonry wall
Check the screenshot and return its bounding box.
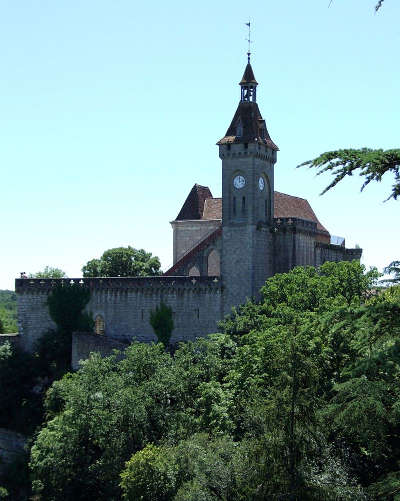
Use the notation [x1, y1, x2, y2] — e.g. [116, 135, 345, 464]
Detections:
[171, 220, 221, 264]
[15, 277, 223, 353]
[315, 242, 362, 266]
[72, 332, 128, 370]
[0, 428, 26, 474]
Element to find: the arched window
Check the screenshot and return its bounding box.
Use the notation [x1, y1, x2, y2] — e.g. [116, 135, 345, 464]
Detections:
[207, 249, 220, 276]
[94, 315, 105, 335]
[188, 265, 200, 277]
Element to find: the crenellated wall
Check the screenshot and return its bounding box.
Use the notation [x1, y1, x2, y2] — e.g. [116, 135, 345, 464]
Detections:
[15, 277, 223, 352]
[315, 242, 362, 266]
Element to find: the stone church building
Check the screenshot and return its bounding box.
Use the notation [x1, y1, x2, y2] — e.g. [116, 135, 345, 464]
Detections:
[165, 58, 360, 310]
[15, 58, 361, 358]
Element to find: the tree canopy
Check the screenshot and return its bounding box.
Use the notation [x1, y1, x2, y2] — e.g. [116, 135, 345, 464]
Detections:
[383, 260, 400, 284]
[27, 261, 400, 500]
[29, 266, 67, 279]
[298, 148, 400, 201]
[82, 246, 162, 277]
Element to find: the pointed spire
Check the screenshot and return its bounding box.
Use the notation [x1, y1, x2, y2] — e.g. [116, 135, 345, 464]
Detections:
[239, 62, 258, 86]
[217, 58, 278, 150]
[239, 58, 258, 103]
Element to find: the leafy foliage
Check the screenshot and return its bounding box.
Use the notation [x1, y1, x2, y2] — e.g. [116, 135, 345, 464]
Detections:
[26, 262, 400, 499]
[82, 246, 162, 277]
[150, 302, 174, 347]
[383, 260, 400, 284]
[29, 267, 67, 279]
[0, 342, 42, 434]
[47, 283, 92, 334]
[0, 290, 17, 333]
[298, 148, 400, 201]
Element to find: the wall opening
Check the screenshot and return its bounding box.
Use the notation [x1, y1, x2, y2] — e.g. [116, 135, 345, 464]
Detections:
[188, 265, 200, 277]
[207, 249, 220, 276]
[94, 315, 105, 335]
[242, 196, 246, 214]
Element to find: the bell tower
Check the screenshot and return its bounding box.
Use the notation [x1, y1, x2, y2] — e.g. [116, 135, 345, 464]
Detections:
[218, 57, 278, 314]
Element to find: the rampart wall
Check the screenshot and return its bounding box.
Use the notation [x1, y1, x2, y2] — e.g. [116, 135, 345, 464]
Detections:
[315, 242, 362, 266]
[15, 277, 223, 352]
[72, 332, 128, 370]
[0, 428, 26, 473]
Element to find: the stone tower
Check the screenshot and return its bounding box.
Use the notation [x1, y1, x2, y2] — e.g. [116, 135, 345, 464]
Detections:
[217, 57, 279, 314]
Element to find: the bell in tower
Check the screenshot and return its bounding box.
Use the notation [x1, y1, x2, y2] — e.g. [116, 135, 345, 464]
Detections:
[240, 53, 258, 102]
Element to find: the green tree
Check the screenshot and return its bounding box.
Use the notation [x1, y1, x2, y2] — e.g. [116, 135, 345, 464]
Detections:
[298, 148, 400, 201]
[0, 290, 17, 333]
[120, 444, 178, 501]
[46, 283, 93, 369]
[383, 260, 400, 284]
[150, 302, 174, 347]
[30, 263, 399, 499]
[29, 266, 67, 278]
[82, 246, 162, 277]
[0, 317, 3, 334]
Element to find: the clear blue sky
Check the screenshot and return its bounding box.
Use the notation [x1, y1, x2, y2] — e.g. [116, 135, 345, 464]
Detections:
[1, 0, 399, 290]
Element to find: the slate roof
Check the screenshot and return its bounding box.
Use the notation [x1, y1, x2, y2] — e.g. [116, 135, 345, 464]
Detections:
[217, 101, 279, 150]
[239, 62, 258, 85]
[175, 184, 212, 220]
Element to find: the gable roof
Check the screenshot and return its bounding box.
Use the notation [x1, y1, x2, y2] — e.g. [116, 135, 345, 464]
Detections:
[175, 186, 329, 234]
[274, 191, 329, 235]
[175, 184, 212, 221]
[202, 198, 222, 220]
[168, 190, 330, 276]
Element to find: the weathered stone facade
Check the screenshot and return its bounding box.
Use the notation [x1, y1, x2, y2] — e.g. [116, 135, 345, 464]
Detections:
[14, 59, 362, 362]
[16, 277, 223, 354]
[0, 428, 26, 473]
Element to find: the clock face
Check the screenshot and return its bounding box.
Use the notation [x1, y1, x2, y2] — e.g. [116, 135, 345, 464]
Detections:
[258, 177, 265, 191]
[233, 175, 246, 189]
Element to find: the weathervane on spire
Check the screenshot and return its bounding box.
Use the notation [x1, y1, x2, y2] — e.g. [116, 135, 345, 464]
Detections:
[245, 21, 252, 63]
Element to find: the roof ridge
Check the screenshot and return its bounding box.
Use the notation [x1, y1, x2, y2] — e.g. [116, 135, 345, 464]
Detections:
[274, 190, 308, 202]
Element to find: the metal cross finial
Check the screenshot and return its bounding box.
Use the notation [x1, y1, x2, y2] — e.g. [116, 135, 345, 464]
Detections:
[245, 21, 252, 63]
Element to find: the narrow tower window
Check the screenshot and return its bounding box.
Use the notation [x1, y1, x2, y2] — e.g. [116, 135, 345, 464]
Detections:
[236, 119, 243, 137]
[242, 196, 246, 213]
[233, 197, 236, 216]
[94, 315, 105, 335]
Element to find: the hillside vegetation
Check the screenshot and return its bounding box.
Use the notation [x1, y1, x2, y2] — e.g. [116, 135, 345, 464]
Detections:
[2, 262, 400, 500]
[0, 290, 17, 333]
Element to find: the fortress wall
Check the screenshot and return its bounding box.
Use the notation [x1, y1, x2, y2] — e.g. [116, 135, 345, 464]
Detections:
[15, 277, 223, 352]
[315, 243, 362, 267]
[0, 428, 26, 473]
[72, 332, 128, 370]
[16, 288, 57, 352]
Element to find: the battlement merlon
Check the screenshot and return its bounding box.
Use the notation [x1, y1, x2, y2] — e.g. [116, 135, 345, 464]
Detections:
[15, 276, 223, 294]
